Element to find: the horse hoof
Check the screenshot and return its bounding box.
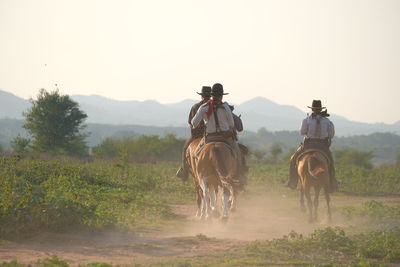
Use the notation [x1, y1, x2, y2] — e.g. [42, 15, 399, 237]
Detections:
[300, 206, 306, 213]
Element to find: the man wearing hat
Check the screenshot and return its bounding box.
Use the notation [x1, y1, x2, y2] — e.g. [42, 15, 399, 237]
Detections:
[191, 83, 245, 181]
[191, 83, 235, 145]
[176, 86, 211, 181]
[285, 100, 339, 192]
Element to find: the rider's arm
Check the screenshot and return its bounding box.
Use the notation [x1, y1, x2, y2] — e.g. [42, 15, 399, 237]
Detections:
[300, 117, 308, 136]
[191, 105, 205, 128]
[223, 103, 235, 129]
[328, 120, 335, 139]
[188, 106, 194, 126]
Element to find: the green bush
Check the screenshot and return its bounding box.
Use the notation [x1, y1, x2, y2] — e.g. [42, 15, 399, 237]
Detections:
[340, 201, 400, 226]
[92, 134, 185, 162]
[0, 158, 192, 237]
[245, 227, 400, 264]
[10, 135, 31, 155]
[356, 228, 400, 262]
[337, 166, 400, 195]
[246, 162, 400, 195]
[335, 149, 373, 169]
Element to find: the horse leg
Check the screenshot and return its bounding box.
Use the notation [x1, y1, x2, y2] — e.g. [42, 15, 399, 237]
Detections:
[227, 183, 236, 213]
[300, 187, 306, 212]
[324, 187, 332, 222]
[195, 185, 202, 218]
[314, 186, 320, 222]
[199, 176, 211, 220]
[305, 186, 313, 223]
[229, 193, 237, 213]
[199, 187, 206, 220]
[209, 184, 219, 218]
[213, 187, 221, 217]
[220, 186, 230, 223]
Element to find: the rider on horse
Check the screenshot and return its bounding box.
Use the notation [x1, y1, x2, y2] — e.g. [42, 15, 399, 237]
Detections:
[176, 86, 211, 181]
[285, 100, 339, 193]
[191, 83, 245, 186]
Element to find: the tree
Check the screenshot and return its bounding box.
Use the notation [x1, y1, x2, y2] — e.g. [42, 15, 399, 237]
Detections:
[23, 89, 88, 156]
[11, 135, 30, 155]
[252, 149, 266, 162]
[270, 142, 283, 162]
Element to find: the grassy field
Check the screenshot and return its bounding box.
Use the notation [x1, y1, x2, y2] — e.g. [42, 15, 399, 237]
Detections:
[0, 158, 399, 266]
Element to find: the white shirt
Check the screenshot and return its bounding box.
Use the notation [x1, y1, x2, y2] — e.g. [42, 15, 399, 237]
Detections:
[300, 114, 335, 139]
[191, 102, 235, 133]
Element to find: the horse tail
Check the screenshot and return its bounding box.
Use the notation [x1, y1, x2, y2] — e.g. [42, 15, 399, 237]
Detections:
[307, 155, 325, 179]
[213, 145, 228, 177]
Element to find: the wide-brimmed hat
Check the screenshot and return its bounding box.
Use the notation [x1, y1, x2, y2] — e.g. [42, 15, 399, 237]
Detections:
[308, 100, 326, 110]
[197, 86, 211, 97]
[211, 83, 228, 96]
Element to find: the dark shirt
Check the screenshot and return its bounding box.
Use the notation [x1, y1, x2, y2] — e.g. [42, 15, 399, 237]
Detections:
[189, 100, 207, 138]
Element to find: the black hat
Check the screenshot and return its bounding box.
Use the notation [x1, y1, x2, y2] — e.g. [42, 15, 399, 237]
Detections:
[211, 83, 228, 96]
[308, 100, 326, 110]
[197, 86, 211, 97]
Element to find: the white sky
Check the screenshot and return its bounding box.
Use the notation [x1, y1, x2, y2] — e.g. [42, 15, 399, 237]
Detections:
[0, 0, 399, 124]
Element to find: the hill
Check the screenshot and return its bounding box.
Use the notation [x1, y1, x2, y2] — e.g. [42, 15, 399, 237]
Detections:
[0, 89, 399, 136]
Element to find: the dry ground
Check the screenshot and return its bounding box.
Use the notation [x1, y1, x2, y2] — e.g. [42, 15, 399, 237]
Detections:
[0, 191, 398, 266]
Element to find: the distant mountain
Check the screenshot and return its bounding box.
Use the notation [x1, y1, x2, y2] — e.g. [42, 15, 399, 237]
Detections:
[71, 94, 190, 127]
[0, 90, 30, 119]
[0, 89, 399, 136]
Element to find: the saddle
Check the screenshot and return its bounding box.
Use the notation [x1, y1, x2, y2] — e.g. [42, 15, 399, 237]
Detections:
[194, 135, 236, 157]
[296, 148, 332, 166]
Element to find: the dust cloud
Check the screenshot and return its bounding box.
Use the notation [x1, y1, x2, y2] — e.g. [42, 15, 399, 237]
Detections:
[166, 191, 348, 241]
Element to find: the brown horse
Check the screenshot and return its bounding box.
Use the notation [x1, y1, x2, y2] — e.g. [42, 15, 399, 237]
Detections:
[186, 137, 205, 217]
[297, 150, 332, 223]
[194, 141, 238, 221]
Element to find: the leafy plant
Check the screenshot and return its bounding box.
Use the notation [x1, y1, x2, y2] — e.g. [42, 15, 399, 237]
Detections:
[335, 149, 374, 169]
[10, 134, 31, 155]
[23, 89, 88, 156]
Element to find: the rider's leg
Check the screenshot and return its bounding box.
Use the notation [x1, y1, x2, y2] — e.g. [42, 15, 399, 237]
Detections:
[176, 136, 193, 181]
[285, 145, 303, 189]
[238, 144, 249, 188]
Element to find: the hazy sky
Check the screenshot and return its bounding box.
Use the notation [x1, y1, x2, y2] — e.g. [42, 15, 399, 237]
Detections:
[0, 0, 399, 124]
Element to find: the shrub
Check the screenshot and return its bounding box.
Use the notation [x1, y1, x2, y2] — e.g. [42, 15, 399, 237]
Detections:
[92, 134, 184, 162]
[0, 158, 190, 237]
[340, 201, 400, 223]
[335, 149, 373, 169]
[357, 228, 400, 262]
[10, 135, 31, 155]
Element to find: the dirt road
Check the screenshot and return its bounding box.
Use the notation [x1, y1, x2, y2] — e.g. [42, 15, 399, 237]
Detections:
[0, 192, 397, 265]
